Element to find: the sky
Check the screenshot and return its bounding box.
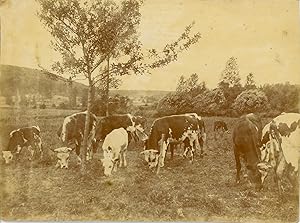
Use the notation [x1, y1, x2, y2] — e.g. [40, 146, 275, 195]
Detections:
[1, 0, 300, 91]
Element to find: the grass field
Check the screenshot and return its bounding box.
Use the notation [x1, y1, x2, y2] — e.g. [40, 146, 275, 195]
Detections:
[0, 108, 298, 222]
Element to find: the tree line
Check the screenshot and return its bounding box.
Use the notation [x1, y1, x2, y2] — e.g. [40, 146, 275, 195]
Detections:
[156, 57, 299, 117]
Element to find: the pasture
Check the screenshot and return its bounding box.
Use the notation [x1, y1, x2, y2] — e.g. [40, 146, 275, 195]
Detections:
[0, 108, 298, 222]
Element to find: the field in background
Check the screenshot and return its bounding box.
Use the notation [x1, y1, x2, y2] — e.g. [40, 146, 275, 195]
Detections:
[0, 109, 298, 222]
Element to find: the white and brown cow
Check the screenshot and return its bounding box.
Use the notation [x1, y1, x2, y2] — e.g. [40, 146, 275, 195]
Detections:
[55, 111, 97, 169]
[93, 114, 148, 148]
[257, 112, 300, 194]
[101, 127, 134, 176]
[141, 113, 205, 172]
[2, 126, 42, 164]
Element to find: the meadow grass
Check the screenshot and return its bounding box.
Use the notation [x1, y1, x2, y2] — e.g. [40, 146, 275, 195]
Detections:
[0, 109, 298, 222]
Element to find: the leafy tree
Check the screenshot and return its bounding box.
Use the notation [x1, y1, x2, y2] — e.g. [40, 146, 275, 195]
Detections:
[219, 57, 241, 87]
[232, 89, 270, 115]
[245, 73, 256, 89]
[37, 0, 200, 173]
[218, 57, 243, 108]
[192, 88, 226, 115]
[157, 74, 207, 115]
[261, 83, 299, 113]
[91, 94, 131, 116]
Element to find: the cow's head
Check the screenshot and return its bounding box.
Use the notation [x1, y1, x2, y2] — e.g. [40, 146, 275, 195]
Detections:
[134, 124, 148, 142]
[2, 151, 13, 164]
[54, 147, 72, 169]
[7, 130, 26, 152]
[257, 162, 272, 184]
[101, 152, 119, 176]
[140, 149, 159, 168]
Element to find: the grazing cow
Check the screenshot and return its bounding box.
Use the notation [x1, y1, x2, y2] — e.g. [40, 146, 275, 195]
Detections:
[53, 147, 73, 169]
[2, 126, 42, 164]
[101, 127, 132, 176]
[168, 113, 206, 159]
[214, 120, 229, 139]
[141, 113, 205, 171]
[94, 114, 148, 147]
[257, 112, 300, 194]
[232, 113, 263, 189]
[55, 111, 97, 168]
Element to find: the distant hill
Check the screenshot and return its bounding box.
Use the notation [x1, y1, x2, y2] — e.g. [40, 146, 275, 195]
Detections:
[0, 64, 171, 107]
[0, 64, 88, 107]
[0, 64, 87, 98]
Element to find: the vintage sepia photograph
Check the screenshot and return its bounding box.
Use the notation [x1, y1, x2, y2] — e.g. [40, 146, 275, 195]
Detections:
[0, 0, 299, 222]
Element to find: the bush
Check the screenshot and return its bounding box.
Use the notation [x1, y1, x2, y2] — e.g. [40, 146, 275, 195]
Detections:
[232, 89, 270, 115]
[193, 88, 227, 116]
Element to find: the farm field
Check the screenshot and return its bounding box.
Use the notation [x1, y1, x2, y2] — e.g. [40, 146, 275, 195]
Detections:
[0, 109, 298, 222]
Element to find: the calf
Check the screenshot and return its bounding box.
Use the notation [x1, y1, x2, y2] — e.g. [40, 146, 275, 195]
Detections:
[2, 126, 42, 164]
[141, 113, 205, 172]
[101, 128, 131, 176]
[55, 111, 97, 168]
[214, 120, 229, 139]
[257, 112, 300, 194]
[232, 113, 263, 190]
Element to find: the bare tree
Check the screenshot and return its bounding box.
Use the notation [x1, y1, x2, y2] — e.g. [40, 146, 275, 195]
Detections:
[37, 0, 201, 174]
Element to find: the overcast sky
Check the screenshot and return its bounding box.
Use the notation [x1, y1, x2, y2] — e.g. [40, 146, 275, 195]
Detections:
[1, 0, 300, 90]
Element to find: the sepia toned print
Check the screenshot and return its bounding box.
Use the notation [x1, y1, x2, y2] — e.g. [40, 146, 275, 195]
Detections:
[0, 0, 299, 222]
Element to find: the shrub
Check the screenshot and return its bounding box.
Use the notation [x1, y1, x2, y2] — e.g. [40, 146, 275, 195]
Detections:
[232, 89, 270, 115]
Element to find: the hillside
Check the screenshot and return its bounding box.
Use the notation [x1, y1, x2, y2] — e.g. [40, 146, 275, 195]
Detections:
[0, 64, 87, 98]
[0, 64, 170, 107]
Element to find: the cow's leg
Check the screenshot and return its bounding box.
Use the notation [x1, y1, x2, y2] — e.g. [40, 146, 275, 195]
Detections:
[74, 143, 82, 165]
[27, 145, 35, 160]
[234, 148, 241, 184]
[275, 158, 286, 195]
[123, 150, 127, 167]
[190, 136, 199, 162]
[119, 151, 123, 167]
[35, 136, 43, 159]
[199, 137, 204, 158]
[190, 142, 195, 163]
[183, 146, 189, 158]
[170, 144, 174, 159]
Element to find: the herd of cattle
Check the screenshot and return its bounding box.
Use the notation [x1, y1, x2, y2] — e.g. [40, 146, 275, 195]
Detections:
[2, 111, 300, 194]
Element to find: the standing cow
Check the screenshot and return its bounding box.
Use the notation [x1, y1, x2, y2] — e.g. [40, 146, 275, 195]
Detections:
[168, 113, 206, 159]
[232, 113, 263, 189]
[141, 113, 205, 172]
[257, 112, 300, 194]
[93, 114, 148, 148]
[2, 126, 43, 164]
[55, 111, 97, 168]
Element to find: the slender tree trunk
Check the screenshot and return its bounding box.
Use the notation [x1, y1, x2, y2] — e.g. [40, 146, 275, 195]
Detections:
[105, 56, 110, 116]
[80, 77, 93, 175]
